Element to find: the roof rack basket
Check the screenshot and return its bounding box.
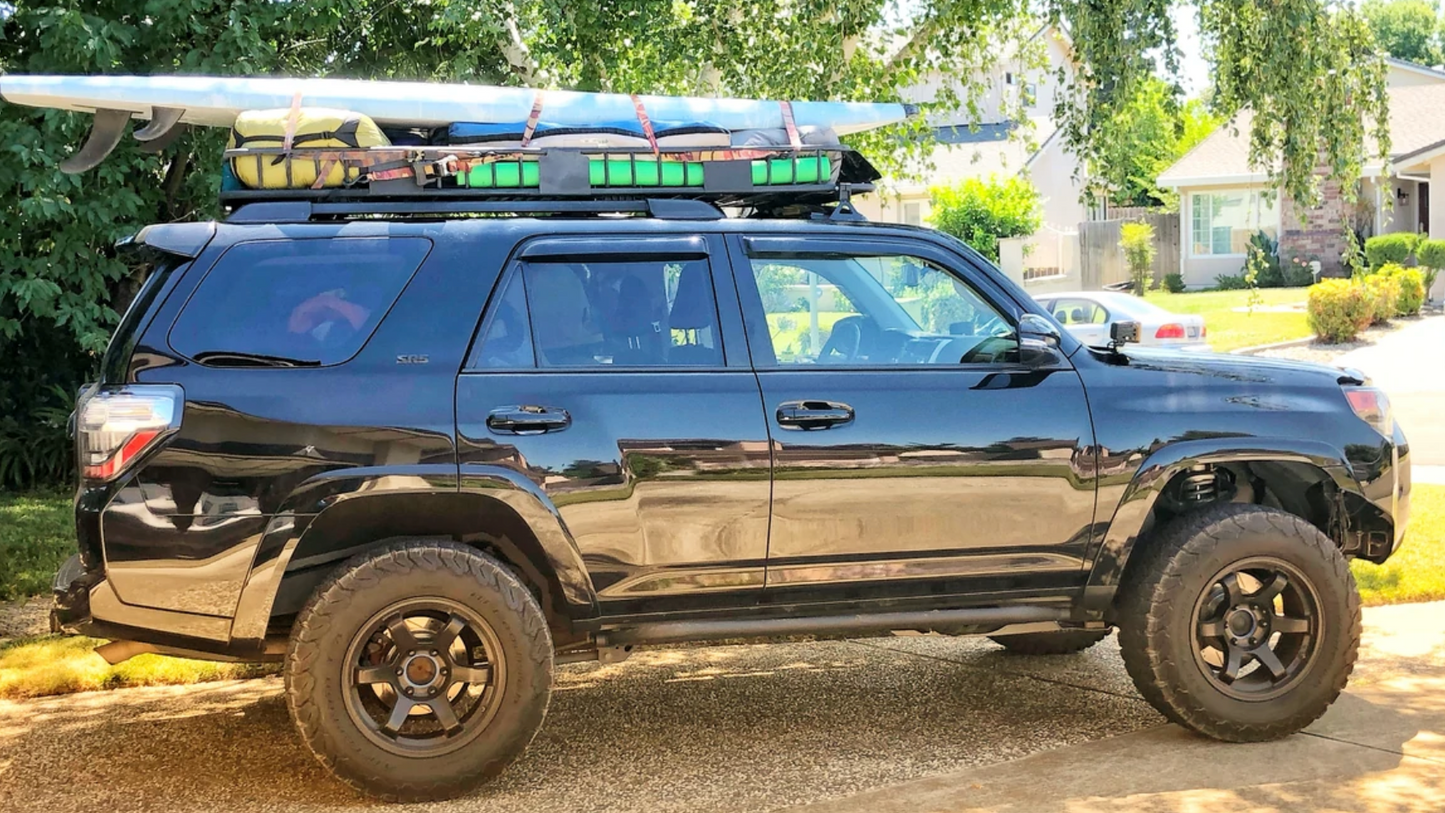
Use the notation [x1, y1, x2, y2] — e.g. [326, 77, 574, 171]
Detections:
[218, 144, 879, 213]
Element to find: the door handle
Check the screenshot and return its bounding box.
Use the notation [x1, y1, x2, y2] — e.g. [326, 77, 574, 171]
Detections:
[776, 400, 855, 430]
[486, 405, 571, 435]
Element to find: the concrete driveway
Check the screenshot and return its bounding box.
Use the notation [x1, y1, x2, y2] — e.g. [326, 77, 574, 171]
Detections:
[1336, 315, 1445, 479]
[0, 635, 1159, 813]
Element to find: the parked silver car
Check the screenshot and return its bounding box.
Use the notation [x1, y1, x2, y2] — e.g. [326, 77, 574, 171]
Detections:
[1034, 291, 1210, 351]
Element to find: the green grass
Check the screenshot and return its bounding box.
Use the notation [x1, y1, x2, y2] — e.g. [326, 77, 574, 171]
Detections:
[1353, 484, 1445, 606]
[0, 489, 75, 601]
[766, 311, 855, 362]
[0, 635, 276, 699]
[1147, 289, 1313, 352]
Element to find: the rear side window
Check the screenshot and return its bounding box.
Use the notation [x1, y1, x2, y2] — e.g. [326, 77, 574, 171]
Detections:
[170, 237, 430, 367]
[471, 256, 723, 369]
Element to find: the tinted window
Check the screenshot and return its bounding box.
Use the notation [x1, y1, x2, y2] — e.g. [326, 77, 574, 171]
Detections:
[748, 253, 1016, 367]
[1051, 298, 1109, 325]
[521, 258, 722, 368]
[170, 237, 429, 367]
[471, 271, 535, 369]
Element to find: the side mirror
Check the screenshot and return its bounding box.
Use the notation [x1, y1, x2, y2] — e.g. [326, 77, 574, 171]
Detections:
[1109, 320, 1142, 347]
[1017, 313, 1063, 367]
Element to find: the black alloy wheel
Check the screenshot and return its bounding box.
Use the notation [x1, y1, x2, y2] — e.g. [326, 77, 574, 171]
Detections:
[1191, 557, 1321, 701]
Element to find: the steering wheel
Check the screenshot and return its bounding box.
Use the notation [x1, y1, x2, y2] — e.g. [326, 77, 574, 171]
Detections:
[819, 315, 878, 363]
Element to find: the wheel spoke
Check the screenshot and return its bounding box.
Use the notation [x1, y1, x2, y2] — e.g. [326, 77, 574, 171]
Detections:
[1251, 644, 1288, 681]
[382, 697, 415, 735]
[434, 613, 467, 652]
[450, 664, 492, 686]
[1253, 573, 1289, 604]
[386, 615, 420, 653]
[428, 696, 463, 734]
[1218, 645, 1244, 684]
[1198, 618, 1227, 639]
[1273, 615, 1310, 634]
[1219, 573, 1246, 607]
[355, 665, 395, 685]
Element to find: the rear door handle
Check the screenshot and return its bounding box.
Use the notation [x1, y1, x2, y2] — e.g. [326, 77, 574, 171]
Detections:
[776, 400, 855, 430]
[486, 405, 571, 435]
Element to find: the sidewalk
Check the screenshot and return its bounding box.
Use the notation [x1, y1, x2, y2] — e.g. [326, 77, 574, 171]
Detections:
[1336, 315, 1445, 469]
[791, 602, 1445, 813]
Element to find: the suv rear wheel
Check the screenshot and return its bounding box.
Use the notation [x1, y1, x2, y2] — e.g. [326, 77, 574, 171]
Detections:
[988, 629, 1110, 655]
[285, 541, 553, 801]
[1117, 504, 1360, 741]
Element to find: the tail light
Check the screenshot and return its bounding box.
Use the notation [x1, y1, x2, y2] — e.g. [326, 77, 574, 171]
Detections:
[1344, 387, 1392, 437]
[77, 385, 183, 481]
[1201, 325, 1208, 337]
[1155, 323, 1186, 339]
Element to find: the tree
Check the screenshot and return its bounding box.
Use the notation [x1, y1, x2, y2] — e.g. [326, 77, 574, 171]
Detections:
[1120, 221, 1157, 295]
[1094, 78, 1224, 208]
[929, 176, 1042, 262]
[1362, 0, 1443, 65]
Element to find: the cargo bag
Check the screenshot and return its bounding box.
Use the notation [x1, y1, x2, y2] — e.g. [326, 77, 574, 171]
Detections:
[229, 107, 390, 189]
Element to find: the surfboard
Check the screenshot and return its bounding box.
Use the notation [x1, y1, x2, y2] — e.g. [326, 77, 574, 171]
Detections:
[0, 75, 915, 135]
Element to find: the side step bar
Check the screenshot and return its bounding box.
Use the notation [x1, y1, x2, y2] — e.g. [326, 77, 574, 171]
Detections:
[597, 605, 1069, 648]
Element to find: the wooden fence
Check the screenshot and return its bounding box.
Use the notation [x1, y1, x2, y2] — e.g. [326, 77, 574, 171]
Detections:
[1079, 212, 1180, 290]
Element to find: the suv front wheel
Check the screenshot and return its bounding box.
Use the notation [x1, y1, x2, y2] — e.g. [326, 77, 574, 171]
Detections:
[1117, 504, 1360, 741]
[285, 541, 553, 801]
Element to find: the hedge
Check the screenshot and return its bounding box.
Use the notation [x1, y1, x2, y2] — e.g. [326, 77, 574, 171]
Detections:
[1307, 279, 1375, 342]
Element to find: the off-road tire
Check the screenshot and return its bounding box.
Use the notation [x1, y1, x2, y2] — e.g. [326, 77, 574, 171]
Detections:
[988, 630, 1111, 655]
[1116, 503, 1360, 741]
[285, 541, 553, 801]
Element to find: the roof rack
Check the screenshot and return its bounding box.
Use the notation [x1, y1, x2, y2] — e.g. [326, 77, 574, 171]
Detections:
[218, 144, 879, 217]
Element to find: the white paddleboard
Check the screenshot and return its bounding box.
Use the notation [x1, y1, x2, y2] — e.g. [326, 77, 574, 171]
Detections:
[0, 75, 914, 135]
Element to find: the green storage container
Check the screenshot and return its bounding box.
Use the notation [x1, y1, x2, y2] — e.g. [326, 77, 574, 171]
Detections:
[590, 159, 704, 187]
[464, 160, 541, 188]
[751, 155, 832, 185]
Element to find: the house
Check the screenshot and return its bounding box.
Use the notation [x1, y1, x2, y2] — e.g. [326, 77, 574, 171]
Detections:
[853, 25, 1087, 234]
[1158, 57, 1445, 296]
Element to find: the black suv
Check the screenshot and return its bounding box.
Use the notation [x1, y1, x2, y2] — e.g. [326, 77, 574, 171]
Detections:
[54, 192, 1409, 802]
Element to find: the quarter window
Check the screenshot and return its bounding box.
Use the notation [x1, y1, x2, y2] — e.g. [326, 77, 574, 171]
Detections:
[170, 237, 429, 367]
[748, 253, 1017, 367]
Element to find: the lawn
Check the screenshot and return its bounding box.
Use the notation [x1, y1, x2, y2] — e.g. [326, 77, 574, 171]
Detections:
[1147, 288, 1313, 352]
[0, 489, 75, 601]
[1352, 484, 1445, 606]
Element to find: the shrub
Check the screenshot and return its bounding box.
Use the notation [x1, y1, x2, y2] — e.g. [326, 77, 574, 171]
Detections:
[1417, 238, 1445, 301]
[1284, 255, 1318, 287]
[929, 176, 1043, 263]
[1307, 279, 1374, 342]
[1120, 221, 1157, 295]
[1363, 233, 1415, 270]
[1380, 264, 1426, 315]
[1214, 273, 1249, 290]
[1246, 231, 1284, 287]
[1363, 272, 1401, 324]
[1163, 272, 1186, 293]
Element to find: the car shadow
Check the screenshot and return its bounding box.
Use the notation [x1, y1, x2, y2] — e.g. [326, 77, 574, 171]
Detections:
[0, 637, 1160, 812]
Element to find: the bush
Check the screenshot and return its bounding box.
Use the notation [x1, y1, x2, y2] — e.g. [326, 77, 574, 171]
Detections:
[929, 176, 1043, 263]
[1214, 273, 1249, 290]
[1307, 279, 1375, 342]
[1417, 238, 1445, 301]
[1363, 272, 1401, 324]
[1284, 255, 1318, 287]
[1120, 221, 1157, 295]
[1379, 263, 1426, 315]
[1247, 231, 1285, 287]
[1363, 233, 1415, 270]
[1163, 272, 1186, 293]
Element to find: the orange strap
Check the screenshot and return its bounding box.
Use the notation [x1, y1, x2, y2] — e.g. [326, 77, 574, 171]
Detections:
[779, 100, 801, 148]
[521, 91, 545, 147]
[282, 92, 303, 151]
[631, 94, 659, 153]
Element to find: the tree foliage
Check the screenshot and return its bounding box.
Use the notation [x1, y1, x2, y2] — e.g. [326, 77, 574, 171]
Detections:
[1095, 77, 1224, 207]
[1362, 0, 1443, 65]
[929, 175, 1042, 262]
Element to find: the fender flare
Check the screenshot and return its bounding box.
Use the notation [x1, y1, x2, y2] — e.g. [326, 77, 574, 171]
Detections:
[229, 465, 596, 645]
[1079, 436, 1362, 615]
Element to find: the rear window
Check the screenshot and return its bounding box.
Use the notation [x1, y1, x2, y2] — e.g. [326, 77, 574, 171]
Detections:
[102, 257, 183, 383]
[169, 237, 430, 367]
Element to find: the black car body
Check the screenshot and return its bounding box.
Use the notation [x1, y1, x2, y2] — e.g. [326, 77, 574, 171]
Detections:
[54, 205, 1409, 658]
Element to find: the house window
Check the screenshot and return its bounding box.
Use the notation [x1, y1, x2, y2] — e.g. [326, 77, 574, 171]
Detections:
[1190, 190, 1278, 256]
[902, 201, 923, 226]
[1005, 71, 1015, 85]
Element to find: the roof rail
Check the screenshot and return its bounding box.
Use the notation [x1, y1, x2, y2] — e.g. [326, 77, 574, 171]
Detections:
[225, 197, 727, 223]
